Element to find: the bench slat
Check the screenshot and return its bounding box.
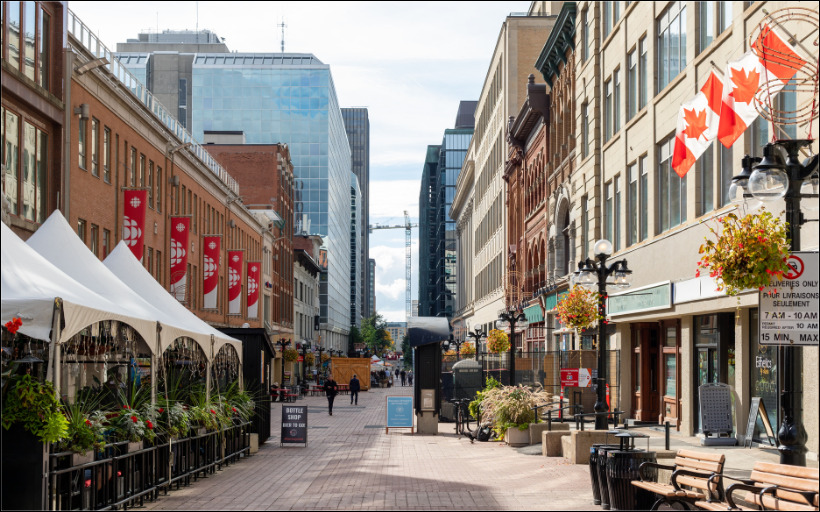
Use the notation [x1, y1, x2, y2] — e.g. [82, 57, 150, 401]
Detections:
[677, 449, 725, 464]
[744, 492, 819, 512]
[750, 471, 820, 493]
[754, 462, 819, 481]
[675, 457, 724, 474]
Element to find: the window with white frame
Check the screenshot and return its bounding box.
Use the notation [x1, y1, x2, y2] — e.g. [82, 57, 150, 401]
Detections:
[658, 2, 687, 91]
[658, 136, 687, 232]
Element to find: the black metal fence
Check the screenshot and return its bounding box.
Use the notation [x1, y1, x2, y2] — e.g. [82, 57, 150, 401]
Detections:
[440, 350, 620, 422]
[47, 422, 250, 510]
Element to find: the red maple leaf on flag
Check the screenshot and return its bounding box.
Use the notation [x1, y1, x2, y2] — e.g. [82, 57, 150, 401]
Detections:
[729, 67, 760, 104]
[682, 107, 708, 140]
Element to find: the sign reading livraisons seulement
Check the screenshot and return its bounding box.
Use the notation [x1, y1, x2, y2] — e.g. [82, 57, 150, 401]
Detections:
[385, 396, 414, 434]
[760, 252, 819, 346]
[280, 405, 307, 446]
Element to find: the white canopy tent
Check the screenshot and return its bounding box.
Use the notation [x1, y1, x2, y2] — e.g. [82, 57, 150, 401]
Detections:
[103, 241, 242, 362]
[28, 212, 178, 352]
[1, 222, 142, 345]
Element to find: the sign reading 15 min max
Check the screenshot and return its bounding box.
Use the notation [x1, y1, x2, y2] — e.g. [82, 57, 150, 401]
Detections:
[759, 252, 819, 346]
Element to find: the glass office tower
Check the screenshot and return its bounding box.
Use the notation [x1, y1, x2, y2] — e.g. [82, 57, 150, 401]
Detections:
[190, 53, 352, 345]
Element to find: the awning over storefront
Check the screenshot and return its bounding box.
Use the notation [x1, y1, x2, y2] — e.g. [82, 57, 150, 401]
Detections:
[524, 304, 544, 323]
[543, 290, 569, 313]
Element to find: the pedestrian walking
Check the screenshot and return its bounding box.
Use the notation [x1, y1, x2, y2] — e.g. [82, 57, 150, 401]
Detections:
[408, 370, 413, 386]
[349, 374, 361, 405]
[323, 373, 338, 415]
[400, 369, 406, 386]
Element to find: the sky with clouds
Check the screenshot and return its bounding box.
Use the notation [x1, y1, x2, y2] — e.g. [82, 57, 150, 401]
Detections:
[70, 1, 532, 322]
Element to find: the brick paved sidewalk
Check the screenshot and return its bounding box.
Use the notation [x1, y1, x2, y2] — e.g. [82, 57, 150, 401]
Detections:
[144, 384, 594, 510]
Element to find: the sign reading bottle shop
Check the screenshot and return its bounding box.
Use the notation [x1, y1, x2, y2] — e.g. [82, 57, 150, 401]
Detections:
[759, 252, 819, 346]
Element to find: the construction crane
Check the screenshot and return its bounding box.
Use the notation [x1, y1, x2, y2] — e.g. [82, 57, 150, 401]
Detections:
[369, 210, 418, 321]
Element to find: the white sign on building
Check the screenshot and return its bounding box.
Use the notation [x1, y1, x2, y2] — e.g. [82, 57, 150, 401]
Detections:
[759, 252, 819, 346]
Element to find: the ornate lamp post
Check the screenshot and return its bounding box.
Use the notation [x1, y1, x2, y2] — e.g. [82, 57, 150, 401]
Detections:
[496, 308, 528, 386]
[730, 140, 818, 466]
[442, 336, 465, 361]
[275, 339, 291, 391]
[575, 239, 632, 430]
[466, 325, 487, 385]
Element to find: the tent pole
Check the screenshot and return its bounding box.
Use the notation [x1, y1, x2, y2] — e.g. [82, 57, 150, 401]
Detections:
[47, 299, 63, 393]
[206, 335, 214, 402]
[152, 322, 161, 405]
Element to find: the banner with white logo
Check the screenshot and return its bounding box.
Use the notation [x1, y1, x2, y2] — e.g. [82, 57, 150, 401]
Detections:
[247, 261, 260, 319]
[203, 235, 221, 309]
[122, 189, 147, 262]
[228, 250, 244, 315]
[170, 217, 191, 302]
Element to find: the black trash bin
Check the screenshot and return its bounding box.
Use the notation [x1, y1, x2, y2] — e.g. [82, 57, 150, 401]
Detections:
[589, 444, 621, 506]
[606, 450, 657, 511]
[596, 444, 626, 510]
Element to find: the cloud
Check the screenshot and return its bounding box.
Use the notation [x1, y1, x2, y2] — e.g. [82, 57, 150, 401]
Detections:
[379, 309, 407, 323]
[369, 181, 420, 220]
[376, 279, 406, 301]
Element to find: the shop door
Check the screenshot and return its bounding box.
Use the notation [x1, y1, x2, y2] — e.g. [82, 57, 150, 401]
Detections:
[693, 313, 735, 433]
[631, 324, 660, 422]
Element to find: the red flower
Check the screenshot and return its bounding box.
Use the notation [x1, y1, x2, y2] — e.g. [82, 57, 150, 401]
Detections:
[695, 270, 701, 278]
[122, 405, 130, 410]
[232, 408, 237, 413]
[158, 408, 164, 413]
[4, 317, 22, 335]
[85, 419, 92, 427]
[146, 420, 154, 430]
[131, 415, 138, 423]
[210, 409, 216, 414]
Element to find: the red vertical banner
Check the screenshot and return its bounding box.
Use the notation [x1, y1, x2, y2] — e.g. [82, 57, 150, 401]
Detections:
[122, 189, 148, 262]
[228, 250, 244, 315]
[202, 235, 221, 309]
[170, 217, 191, 302]
[247, 261, 261, 319]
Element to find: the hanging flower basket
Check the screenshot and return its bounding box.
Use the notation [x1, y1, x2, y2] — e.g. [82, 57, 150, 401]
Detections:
[320, 353, 331, 363]
[442, 349, 457, 362]
[304, 352, 315, 366]
[486, 329, 510, 354]
[556, 285, 604, 331]
[460, 342, 476, 356]
[696, 210, 790, 296]
[282, 348, 299, 363]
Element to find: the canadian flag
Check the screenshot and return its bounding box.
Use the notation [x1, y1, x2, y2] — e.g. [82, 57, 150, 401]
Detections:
[717, 25, 805, 148]
[672, 71, 723, 178]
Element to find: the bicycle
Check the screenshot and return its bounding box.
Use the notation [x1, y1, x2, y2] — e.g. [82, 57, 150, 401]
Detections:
[449, 398, 472, 437]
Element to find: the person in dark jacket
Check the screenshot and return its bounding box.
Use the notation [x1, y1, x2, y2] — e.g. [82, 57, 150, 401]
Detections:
[323, 373, 339, 415]
[349, 374, 361, 405]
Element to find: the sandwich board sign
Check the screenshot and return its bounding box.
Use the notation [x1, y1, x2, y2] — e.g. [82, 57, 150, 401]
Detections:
[759, 252, 819, 346]
[386, 396, 414, 434]
[280, 405, 307, 446]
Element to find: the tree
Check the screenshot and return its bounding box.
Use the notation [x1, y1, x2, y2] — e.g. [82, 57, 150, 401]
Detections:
[361, 313, 391, 357]
[400, 335, 411, 370]
[348, 325, 363, 356]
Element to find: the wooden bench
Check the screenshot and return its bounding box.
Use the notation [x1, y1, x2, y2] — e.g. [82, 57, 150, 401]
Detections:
[632, 449, 726, 510]
[695, 461, 819, 511]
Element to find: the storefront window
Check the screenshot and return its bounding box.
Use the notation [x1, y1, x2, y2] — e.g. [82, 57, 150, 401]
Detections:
[749, 308, 778, 439]
[665, 354, 676, 397]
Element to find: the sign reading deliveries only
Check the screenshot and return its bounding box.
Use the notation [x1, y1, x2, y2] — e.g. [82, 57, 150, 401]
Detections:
[759, 252, 819, 346]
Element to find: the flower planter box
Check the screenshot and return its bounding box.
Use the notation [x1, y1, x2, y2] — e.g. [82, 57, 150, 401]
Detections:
[127, 441, 142, 453]
[72, 452, 94, 466]
[506, 426, 530, 447]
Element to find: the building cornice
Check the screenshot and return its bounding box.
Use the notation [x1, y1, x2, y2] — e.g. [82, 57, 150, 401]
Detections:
[535, 2, 576, 87]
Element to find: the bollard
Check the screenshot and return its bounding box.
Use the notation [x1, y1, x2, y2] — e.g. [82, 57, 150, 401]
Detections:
[665, 421, 670, 451]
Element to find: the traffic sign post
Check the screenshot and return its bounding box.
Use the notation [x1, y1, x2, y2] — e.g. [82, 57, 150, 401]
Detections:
[759, 252, 819, 346]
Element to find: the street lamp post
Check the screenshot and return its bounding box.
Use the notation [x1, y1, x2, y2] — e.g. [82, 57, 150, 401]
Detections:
[496, 309, 528, 386]
[731, 140, 818, 466]
[442, 336, 465, 361]
[575, 239, 632, 430]
[466, 326, 487, 385]
[275, 339, 291, 392]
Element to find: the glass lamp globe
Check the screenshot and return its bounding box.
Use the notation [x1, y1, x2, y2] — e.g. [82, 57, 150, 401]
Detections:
[515, 315, 529, 333]
[748, 167, 789, 201]
[577, 270, 597, 289]
[800, 174, 819, 212]
[496, 319, 510, 333]
[612, 270, 632, 289]
[727, 178, 748, 205]
[593, 239, 613, 258]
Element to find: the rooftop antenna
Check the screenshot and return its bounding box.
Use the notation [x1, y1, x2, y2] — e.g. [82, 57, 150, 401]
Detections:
[278, 17, 287, 53]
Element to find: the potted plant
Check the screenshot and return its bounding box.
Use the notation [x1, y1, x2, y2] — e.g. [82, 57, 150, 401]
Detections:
[304, 352, 315, 367]
[59, 401, 106, 465]
[556, 285, 604, 331]
[486, 329, 510, 354]
[110, 405, 155, 451]
[1, 373, 68, 445]
[479, 384, 552, 447]
[283, 348, 299, 363]
[696, 210, 790, 296]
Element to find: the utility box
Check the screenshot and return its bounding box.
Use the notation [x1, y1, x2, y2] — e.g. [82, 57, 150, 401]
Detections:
[453, 359, 482, 400]
[409, 317, 449, 435]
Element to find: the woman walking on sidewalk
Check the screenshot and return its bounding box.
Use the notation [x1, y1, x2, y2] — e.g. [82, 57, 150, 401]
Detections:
[323, 373, 339, 415]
